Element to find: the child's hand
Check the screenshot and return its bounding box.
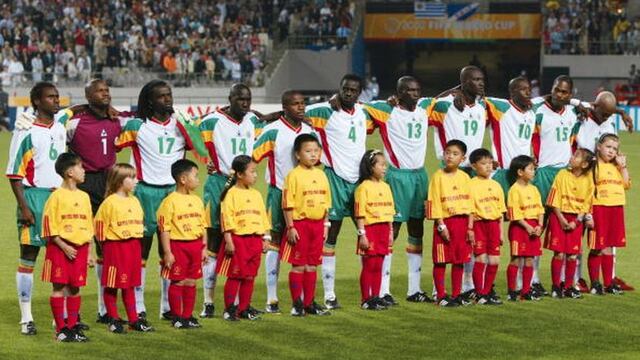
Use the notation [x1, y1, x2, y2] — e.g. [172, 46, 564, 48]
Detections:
[60, 243, 78, 260]
[585, 219, 595, 229]
[225, 240, 235, 256]
[389, 229, 394, 247]
[201, 247, 208, 264]
[616, 153, 627, 169]
[87, 253, 96, 268]
[567, 221, 577, 230]
[440, 228, 450, 242]
[466, 229, 475, 245]
[262, 239, 269, 253]
[323, 226, 329, 242]
[525, 225, 535, 236]
[533, 226, 543, 237]
[560, 218, 571, 230]
[163, 252, 175, 269]
[358, 235, 370, 251]
[287, 228, 299, 245]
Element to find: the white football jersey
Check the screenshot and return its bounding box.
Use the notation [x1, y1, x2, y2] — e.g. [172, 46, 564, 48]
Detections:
[575, 114, 617, 152]
[533, 101, 578, 168]
[6, 122, 66, 188]
[252, 117, 314, 189]
[486, 97, 536, 168]
[365, 98, 431, 169]
[199, 110, 262, 175]
[306, 102, 372, 183]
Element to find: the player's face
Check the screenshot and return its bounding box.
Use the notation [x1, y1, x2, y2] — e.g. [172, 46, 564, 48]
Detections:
[183, 167, 200, 191]
[230, 89, 252, 117]
[472, 157, 493, 178]
[296, 141, 321, 168]
[238, 161, 258, 187]
[371, 155, 387, 180]
[339, 79, 362, 108]
[399, 81, 421, 107]
[443, 146, 465, 169]
[551, 81, 572, 106]
[597, 138, 619, 162]
[463, 70, 485, 97]
[122, 176, 138, 193]
[519, 163, 536, 182]
[35, 86, 60, 116]
[151, 85, 174, 115]
[283, 94, 306, 121]
[87, 81, 111, 108]
[512, 81, 531, 108]
[68, 162, 85, 184]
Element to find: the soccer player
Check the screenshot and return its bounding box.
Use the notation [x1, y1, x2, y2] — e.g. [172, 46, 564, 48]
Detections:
[218, 156, 270, 321]
[6, 82, 66, 335]
[116, 80, 195, 320]
[427, 140, 473, 307]
[158, 159, 208, 329]
[468, 149, 506, 305]
[199, 83, 263, 317]
[42, 153, 94, 342]
[282, 134, 332, 316]
[306, 74, 373, 309]
[252, 90, 313, 313]
[363, 76, 432, 304]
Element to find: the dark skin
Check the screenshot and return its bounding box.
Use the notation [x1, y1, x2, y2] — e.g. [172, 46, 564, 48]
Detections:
[589, 91, 634, 132]
[150, 85, 174, 122]
[460, 68, 485, 105]
[338, 79, 362, 110]
[84, 80, 111, 118]
[11, 87, 60, 227]
[509, 79, 532, 111]
[545, 80, 572, 112]
[223, 87, 252, 121]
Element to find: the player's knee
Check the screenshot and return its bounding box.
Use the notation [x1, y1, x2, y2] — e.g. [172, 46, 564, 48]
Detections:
[291, 266, 304, 273]
[19, 245, 40, 263]
[67, 286, 80, 295]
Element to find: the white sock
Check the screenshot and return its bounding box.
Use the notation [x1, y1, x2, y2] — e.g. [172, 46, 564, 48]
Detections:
[95, 263, 106, 316]
[462, 258, 475, 292]
[265, 250, 280, 304]
[532, 256, 541, 283]
[575, 253, 583, 283]
[379, 254, 392, 296]
[322, 255, 336, 301]
[612, 247, 617, 278]
[406, 253, 423, 296]
[135, 267, 146, 313]
[560, 260, 566, 282]
[516, 261, 523, 291]
[16, 272, 34, 323]
[202, 256, 216, 304]
[160, 274, 171, 314]
[432, 279, 437, 298]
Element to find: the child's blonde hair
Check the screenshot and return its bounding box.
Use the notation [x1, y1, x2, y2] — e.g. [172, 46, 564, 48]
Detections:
[105, 163, 137, 197]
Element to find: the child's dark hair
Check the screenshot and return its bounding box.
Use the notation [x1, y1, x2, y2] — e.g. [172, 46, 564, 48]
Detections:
[469, 148, 492, 164]
[220, 155, 253, 202]
[358, 149, 384, 183]
[55, 152, 81, 177]
[445, 139, 467, 155]
[171, 159, 198, 182]
[293, 133, 321, 154]
[509, 155, 535, 180]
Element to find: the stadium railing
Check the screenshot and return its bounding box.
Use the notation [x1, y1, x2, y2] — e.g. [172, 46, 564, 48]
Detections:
[543, 39, 640, 55]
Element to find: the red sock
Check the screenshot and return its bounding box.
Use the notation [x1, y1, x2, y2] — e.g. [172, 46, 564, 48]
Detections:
[238, 278, 255, 312]
[122, 287, 138, 323]
[182, 285, 196, 319]
[472, 261, 486, 294]
[522, 265, 533, 294]
[588, 253, 601, 285]
[433, 264, 447, 299]
[369, 256, 384, 300]
[483, 264, 498, 296]
[551, 257, 563, 287]
[168, 283, 183, 317]
[289, 271, 304, 303]
[224, 278, 241, 309]
[104, 287, 119, 319]
[507, 264, 518, 291]
[564, 259, 577, 289]
[302, 270, 317, 307]
[451, 264, 464, 298]
[50, 296, 65, 332]
[66, 295, 81, 329]
[360, 257, 371, 303]
[601, 254, 614, 287]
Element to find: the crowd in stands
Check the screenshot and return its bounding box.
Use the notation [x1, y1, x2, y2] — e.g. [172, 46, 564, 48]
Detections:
[542, 0, 640, 55]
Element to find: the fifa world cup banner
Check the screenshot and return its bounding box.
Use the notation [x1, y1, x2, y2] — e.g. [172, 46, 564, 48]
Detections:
[364, 14, 542, 40]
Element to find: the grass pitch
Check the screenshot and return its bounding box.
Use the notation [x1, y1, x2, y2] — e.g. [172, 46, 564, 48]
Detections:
[0, 130, 638, 360]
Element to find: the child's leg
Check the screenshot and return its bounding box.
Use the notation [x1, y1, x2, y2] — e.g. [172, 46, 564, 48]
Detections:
[483, 256, 500, 296]
[433, 263, 447, 299]
[50, 284, 66, 332]
[522, 257, 534, 295]
[451, 263, 464, 298]
[360, 257, 371, 303]
[588, 250, 602, 285]
[551, 252, 564, 287]
[564, 255, 578, 289]
[472, 254, 487, 295]
[168, 280, 185, 318]
[181, 279, 197, 319]
[103, 287, 120, 320]
[370, 256, 384, 300]
[289, 266, 304, 303]
[601, 247, 614, 287]
[122, 287, 138, 324]
[462, 258, 475, 293]
[224, 277, 241, 309]
[532, 256, 541, 284]
[303, 265, 318, 307]
[65, 286, 81, 329]
[238, 277, 255, 313]
[507, 257, 519, 292]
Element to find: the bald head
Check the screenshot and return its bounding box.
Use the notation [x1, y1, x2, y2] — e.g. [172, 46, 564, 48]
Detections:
[228, 83, 252, 118]
[460, 66, 485, 97]
[229, 83, 251, 98]
[396, 76, 418, 94]
[85, 78, 107, 97]
[460, 66, 481, 83]
[84, 78, 111, 108]
[396, 76, 421, 109]
[594, 91, 617, 111]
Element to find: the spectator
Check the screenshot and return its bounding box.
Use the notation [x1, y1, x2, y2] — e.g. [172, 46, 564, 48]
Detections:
[31, 52, 43, 82]
[7, 54, 23, 86]
[0, 83, 9, 131]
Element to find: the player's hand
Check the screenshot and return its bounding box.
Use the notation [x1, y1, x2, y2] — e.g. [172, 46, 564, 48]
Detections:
[87, 253, 96, 268]
[358, 235, 370, 251]
[61, 243, 78, 260]
[452, 90, 465, 112]
[567, 221, 577, 230]
[224, 240, 235, 256]
[575, 104, 589, 120]
[329, 93, 341, 110]
[621, 112, 634, 133]
[18, 206, 35, 227]
[251, 109, 264, 119]
[207, 161, 217, 175]
[615, 153, 627, 169]
[440, 228, 450, 242]
[287, 228, 299, 245]
[466, 229, 475, 245]
[585, 219, 595, 229]
[323, 226, 329, 242]
[163, 252, 175, 269]
[68, 104, 89, 115]
[533, 226, 543, 237]
[15, 111, 36, 130]
[386, 95, 399, 107]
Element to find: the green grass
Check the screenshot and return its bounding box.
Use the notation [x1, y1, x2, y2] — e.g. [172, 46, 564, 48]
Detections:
[0, 130, 639, 359]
